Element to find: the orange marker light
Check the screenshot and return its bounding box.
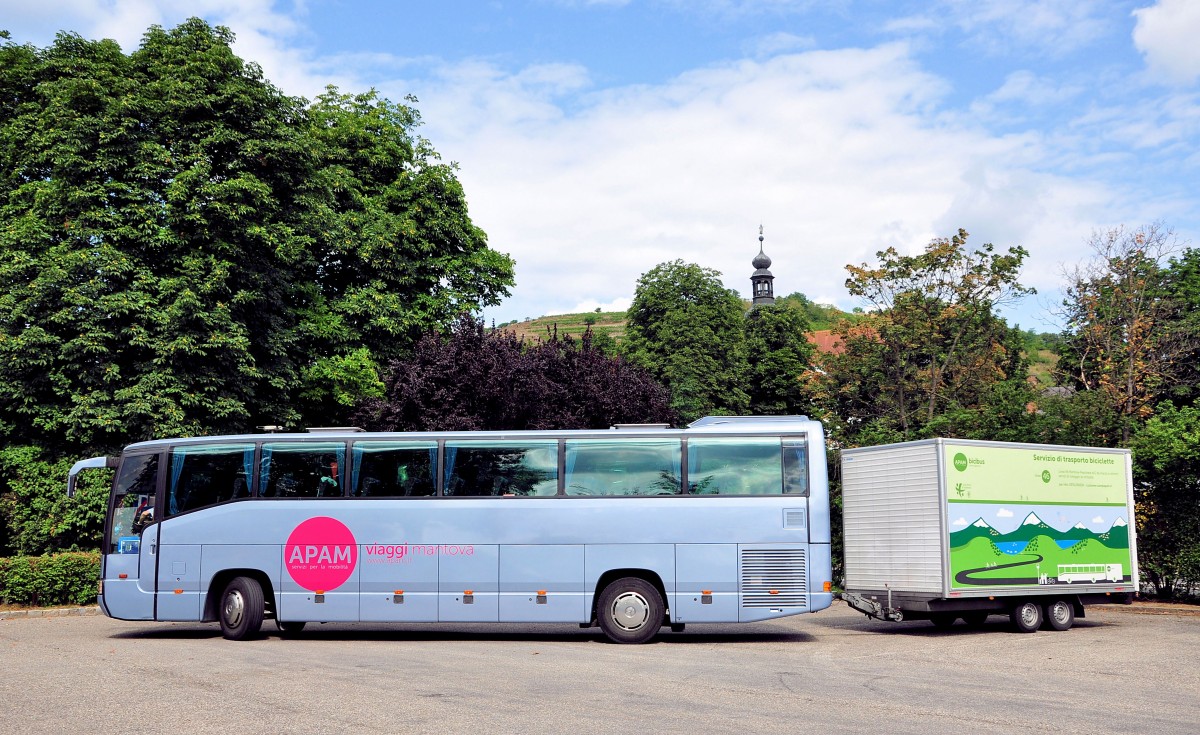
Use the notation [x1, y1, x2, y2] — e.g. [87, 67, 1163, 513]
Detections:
[537, 590, 547, 596]
[464, 590, 473, 595]
[823, 581, 832, 592]
[701, 590, 712, 595]
[118, 573, 128, 579]
[315, 589, 325, 595]
[769, 589, 779, 595]
[394, 589, 404, 595]
[174, 589, 183, 595]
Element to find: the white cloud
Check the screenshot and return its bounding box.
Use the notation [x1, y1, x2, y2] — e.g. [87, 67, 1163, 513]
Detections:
[571, 297, 633, 314]
[952, 517, 968, 527]
[3, 1, 347, 101]
[1133, 0, 1200, 86]
[886, 0, 1111, 56]
[389, 42, 1135, 323]
[1092, 515, 1105, 524]
[996, 508, 1014, 518]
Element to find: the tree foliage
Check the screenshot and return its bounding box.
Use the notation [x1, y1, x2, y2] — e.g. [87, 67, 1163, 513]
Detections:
[624, 260, 750, 422]
[743, 304, 816, 415]
[1057, 224, 1196, 443]
[0, 20, 513, 457]
[356, 317, 674, 432]
[823, 230, 1032, 440]
[1131, 403, 1200, 596]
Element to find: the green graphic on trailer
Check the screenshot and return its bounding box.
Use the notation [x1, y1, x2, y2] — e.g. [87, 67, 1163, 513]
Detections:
[943, 445, 1132, 589]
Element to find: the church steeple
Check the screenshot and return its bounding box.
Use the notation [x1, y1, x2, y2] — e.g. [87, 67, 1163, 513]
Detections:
[750, 225, 775, 307]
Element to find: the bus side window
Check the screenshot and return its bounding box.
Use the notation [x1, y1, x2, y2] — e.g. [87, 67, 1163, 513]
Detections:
[688, 438, 783, 495]
[351, 442, 438, 497]
[443, 442, 559, 497]
[782, 438, 809, 496]
[564, 439, 682, 496]
[260, 442, 347, 498]
[167, 444, 255, 516]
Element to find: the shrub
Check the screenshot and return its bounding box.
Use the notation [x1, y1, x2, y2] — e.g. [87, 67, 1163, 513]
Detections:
[0, 551, 100, 607]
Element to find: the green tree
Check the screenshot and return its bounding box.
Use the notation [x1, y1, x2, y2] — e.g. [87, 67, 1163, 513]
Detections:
[743, 304, 815, 415]
[624, 260, 750, 422]
[1057, 224, 1195, 443]
[0, 20, 513, 457]
[825, 229, 1032, 442]
[1131, 403, 1200, 597]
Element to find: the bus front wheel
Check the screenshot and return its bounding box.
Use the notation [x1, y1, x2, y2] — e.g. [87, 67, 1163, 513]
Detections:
[598, 577, 663, 644]
[220, 577, 264, 641]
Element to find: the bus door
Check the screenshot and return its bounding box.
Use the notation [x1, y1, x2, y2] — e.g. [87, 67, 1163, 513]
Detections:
[101, 452, 160, 621]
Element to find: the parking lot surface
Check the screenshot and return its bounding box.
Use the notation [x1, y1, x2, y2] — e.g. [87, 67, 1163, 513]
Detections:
[1, 602, 1195, 734]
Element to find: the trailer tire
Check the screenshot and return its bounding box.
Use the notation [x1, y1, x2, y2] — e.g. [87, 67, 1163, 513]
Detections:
[1042, 599, 1075, 631]
[961, 611, 989, 628]
[1010, 600, 1043, 633]
[929, 613, 956, 629]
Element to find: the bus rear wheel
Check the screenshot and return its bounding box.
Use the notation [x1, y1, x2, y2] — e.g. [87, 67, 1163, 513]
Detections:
[220, 576, 264, 641]
[598, 577, 663, 644]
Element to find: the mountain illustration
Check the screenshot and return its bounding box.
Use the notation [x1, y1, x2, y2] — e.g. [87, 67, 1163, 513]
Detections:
[1098, 517, 1130, 549]
[948, 517, 1002, 547]
[948, 511, 1130, 550]
[1005, 512, 1059, 542]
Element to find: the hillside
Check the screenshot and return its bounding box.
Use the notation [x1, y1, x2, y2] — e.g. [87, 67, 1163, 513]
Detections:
[496, 311, 628, 342]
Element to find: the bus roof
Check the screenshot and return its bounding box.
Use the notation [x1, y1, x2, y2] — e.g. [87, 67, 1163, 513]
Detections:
[117, 416, 820, 452]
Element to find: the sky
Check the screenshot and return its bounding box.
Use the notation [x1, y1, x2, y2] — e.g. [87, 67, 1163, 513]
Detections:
[3, 1, 1199, 331]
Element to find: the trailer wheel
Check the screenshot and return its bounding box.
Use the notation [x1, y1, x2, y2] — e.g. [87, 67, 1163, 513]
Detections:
[961, 611, 989, 628]
[929, 613, 956, 629]
[219, 576, 264, 640]
[1010, 601, 1043, 633]
[1042, 599, 1075, 631]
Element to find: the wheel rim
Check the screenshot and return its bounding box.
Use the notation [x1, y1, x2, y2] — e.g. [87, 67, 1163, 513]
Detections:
[224, 589, 245, 628]
[610, 591, 650, 632]
[1019, 604, 1039, 627]
[1050, 602, 1070, 625]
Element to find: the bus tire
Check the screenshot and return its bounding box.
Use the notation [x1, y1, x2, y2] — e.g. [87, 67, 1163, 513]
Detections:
[220, 576, 264, 641]
[1043, 599, 1075, 631]
[1010, 600, 1042, 633]
[598, 577, 663, 644]
[276, 620, 307, 636]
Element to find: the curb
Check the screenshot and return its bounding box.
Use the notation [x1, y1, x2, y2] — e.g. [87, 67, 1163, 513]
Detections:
[0, 606, 100, 620]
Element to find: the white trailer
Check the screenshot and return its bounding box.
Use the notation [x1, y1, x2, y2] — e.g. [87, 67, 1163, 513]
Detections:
[841, 439, 1138, 632]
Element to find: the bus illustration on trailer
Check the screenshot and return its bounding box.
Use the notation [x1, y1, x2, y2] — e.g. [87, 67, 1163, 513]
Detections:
[68, 416, 833, 644]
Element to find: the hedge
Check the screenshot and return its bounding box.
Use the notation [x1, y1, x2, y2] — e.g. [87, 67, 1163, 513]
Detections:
[0, 551, 100, 607]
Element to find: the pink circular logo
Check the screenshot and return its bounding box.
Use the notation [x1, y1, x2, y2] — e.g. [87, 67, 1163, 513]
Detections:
[285, 517, 357, 592]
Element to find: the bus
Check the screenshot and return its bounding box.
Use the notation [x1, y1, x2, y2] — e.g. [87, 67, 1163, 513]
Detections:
[67, 416, 833, 643]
